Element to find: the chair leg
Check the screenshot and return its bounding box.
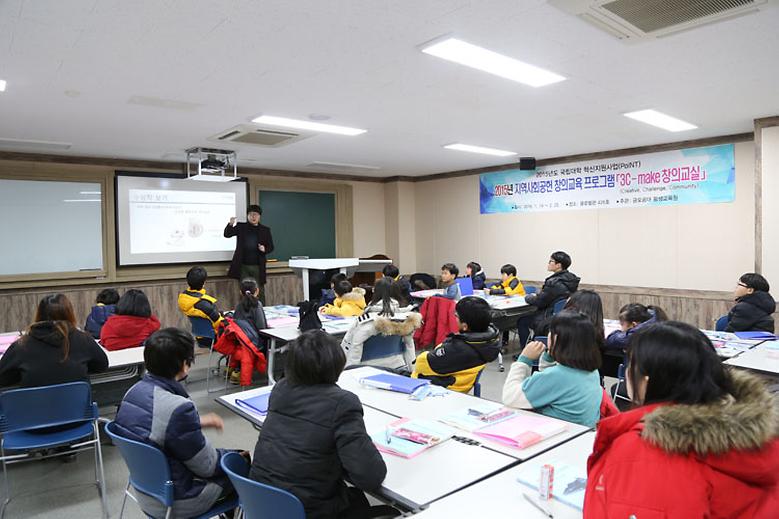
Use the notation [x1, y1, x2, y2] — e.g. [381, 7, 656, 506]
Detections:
[119, 482, 130, 519]
[497, 351, 504, 372]
[0, 442, 9, 519]
[92, 423, 109, 518]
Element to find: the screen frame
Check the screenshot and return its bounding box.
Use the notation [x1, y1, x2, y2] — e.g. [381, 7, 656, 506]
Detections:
[114, 171, 249, 268]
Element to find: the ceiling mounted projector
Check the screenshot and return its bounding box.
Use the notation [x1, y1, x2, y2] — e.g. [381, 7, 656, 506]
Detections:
[185, 147, 238, 182]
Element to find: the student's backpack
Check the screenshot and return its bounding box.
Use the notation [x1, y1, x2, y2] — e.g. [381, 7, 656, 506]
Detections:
[298, 301, 322, 332]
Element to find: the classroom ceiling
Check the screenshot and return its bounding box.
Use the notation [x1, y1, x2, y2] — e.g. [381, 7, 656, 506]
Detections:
[1, 0, 778, 177]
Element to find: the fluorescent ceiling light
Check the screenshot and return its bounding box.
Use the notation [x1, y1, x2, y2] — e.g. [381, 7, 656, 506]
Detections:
[187, 174, 237, 182]
[623, 109, 697, 132]
[444, 143, 517, 157]
[63, 199, 101, 202]
[252, 115, 366, 136]
[79, 191, 102, 195]
[421, 37, 565, 87]
[0, 80, 6, 92]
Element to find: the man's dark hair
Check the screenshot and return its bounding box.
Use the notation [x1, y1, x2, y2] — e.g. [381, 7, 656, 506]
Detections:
[144, 328, 195, 379]
[455, 296, 491, 333]
[550, 251, 572, 270]
[740, 272, 770, 292]
[500, 264, 517, 277]
[186, 266, 208, 290]
[383, 264, 400, 278]
[286, 330, 346, 385]
[334, 279, 352, 297]
[115, 289, 152, 318]
[548, 310, 601, 371]
[628, 321, 734, 406]
[441, 263, 459, 277]
[247, 204, 262, 215]
[96, 288, 120, 305]
[330, 272, 347, 286]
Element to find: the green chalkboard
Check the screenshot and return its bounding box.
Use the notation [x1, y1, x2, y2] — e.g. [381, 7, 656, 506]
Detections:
[258, 190, 336, 261]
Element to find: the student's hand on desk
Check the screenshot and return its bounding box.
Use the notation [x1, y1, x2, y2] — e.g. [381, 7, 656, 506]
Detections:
[200, 413, 224, 432]
[521, 341, 546, 361]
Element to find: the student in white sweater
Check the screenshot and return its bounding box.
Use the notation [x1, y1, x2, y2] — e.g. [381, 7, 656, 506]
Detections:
[502, 310, 606, 427]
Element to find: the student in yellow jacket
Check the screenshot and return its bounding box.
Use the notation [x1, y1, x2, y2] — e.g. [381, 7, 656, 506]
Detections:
[177, 266, 223, 338]
[488, 264, 526, 296]
[412, 297, 501, 393]
[320, 281, 366, 317]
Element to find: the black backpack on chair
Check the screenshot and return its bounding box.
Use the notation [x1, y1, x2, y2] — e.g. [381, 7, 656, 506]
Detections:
[298, 301, 323, 332]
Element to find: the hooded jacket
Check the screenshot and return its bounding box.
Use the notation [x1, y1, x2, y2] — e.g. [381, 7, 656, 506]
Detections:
[0, 322, 109, 388]
[413, 296, 460, 349]
[249, 379, 387, 519]
[213, 317, 267, 386]
[340, 308, 422, 369]
[177, 288, 223, 331]
[114, 374, 232, 519]
[488, 275, 526, 296]
[584, 370, 779, 518]
[412, 324, 501, 392]
[525, 270, 581, 330]
[471, 271, 487, 291]
[320, 287, 367, 317]
[726, 291, 776, 333]
[84, 303, 116, 339]
[100, 313, 161, 351]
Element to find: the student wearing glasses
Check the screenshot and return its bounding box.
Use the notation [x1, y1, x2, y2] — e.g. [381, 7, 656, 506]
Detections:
[725, 273, 775, 333]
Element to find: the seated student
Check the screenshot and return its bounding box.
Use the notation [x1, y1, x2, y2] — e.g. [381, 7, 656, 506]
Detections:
[604, 303, 667, 353]
[250, 331, 396, 519]
[563, 290, 613, 379]
[503, 310, 604, 427]
[233, 278, 268, 353]
[488, 264, 526, 296]
[412, 296, 501, 392]
[517, 251, 580, 346]
[436, 263, 462, 301]
[178, 266, 223, 347]
[383, 264, 412, 303]
[100, 289, 161, 351]
[341, 278, 420, 369]
[0, 294, 109, 388]
[114, 328, 242, 519]
[320, 280, 367, 317]
[465, 261, 487, 291]
[584, 322, 779, 518]
[725, 272, 776, 333]
[84, 287, 119, 339]
[321, 272, 348, 307]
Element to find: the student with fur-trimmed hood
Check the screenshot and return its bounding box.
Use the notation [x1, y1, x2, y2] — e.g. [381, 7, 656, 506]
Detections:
[584, 321, 779, 518]
[319, 280, 366, 318]
[340, 278, 421, 370]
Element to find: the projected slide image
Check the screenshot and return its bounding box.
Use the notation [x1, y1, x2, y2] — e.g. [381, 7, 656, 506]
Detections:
[129, 189, 236, 254]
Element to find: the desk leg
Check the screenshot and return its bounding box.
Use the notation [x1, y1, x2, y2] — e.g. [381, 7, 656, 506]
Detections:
[302, 269, 310, 301]
[267, 337, 277, 386]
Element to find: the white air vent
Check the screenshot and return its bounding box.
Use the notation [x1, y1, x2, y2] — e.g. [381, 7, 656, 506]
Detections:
[306, 161, 381, 172]
[549, 0, 771, 41]
[0, 138, 72, 151]
[209, 124, 312, 148]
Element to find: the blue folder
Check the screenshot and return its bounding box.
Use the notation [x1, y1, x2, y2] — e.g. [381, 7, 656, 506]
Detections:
[235, 393, 271, 416]
[359, 373, 431, 394]
[455, 276, 474, 296]
[734, 331, 776, 340]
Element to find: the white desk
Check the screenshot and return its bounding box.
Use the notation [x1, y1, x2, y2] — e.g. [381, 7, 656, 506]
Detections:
[259, 317, 357, 384]
[724, 341, 779, 376]
[339, 367, 590, 461]
[288, 258, 360, 300]
[217, 383, 518, 511]
[410, 290, 530, 311]
[414, 431, 596, 518]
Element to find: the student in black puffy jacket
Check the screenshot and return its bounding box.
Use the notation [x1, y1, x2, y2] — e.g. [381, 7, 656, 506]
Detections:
[84, 288, 120, 339]
[517, 251, 580, 346]
[726, 273, 776, 333]
[465, 261, 487, 290]
[249, 331, 397, 519]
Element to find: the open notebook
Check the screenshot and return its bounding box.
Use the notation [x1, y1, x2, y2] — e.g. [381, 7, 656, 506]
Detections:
[371, 418, 455, 459]
[439, 401, 518, 432]
[474, 413, 568, 449]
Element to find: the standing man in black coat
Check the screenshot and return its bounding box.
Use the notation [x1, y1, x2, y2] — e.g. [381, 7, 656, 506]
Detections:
[224, 204, 274, 304]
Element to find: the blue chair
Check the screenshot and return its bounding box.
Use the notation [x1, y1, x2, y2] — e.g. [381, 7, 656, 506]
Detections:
[220, 451, 305, 519]
[0, 382, 107, 518]
[188, 316, 226, 394]
[610, 364, 631, 406]
[105, 422, 238, 519]
[472, 368, 484, 398]
[360, 334, 405, 363]
[715, 315, 729, 332]
[524, 286, 538, 295]
[552, 298, 567, 315]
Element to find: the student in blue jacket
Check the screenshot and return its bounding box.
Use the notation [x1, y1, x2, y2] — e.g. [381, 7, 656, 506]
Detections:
[114, 328, 245, 518]
[605, 303, 667, 353]
[502, 310, 605, 427]
[84, 288, 119, 339]
[465, 262, 487, 290]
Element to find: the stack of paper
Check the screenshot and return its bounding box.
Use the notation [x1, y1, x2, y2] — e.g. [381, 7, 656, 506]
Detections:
[439, 401, 517, 432]
[474, 413, 568, 449]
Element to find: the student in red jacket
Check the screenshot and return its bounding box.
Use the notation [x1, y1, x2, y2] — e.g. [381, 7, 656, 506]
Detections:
[585, 321, 779, 518]
[100, 289, 161, 351]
